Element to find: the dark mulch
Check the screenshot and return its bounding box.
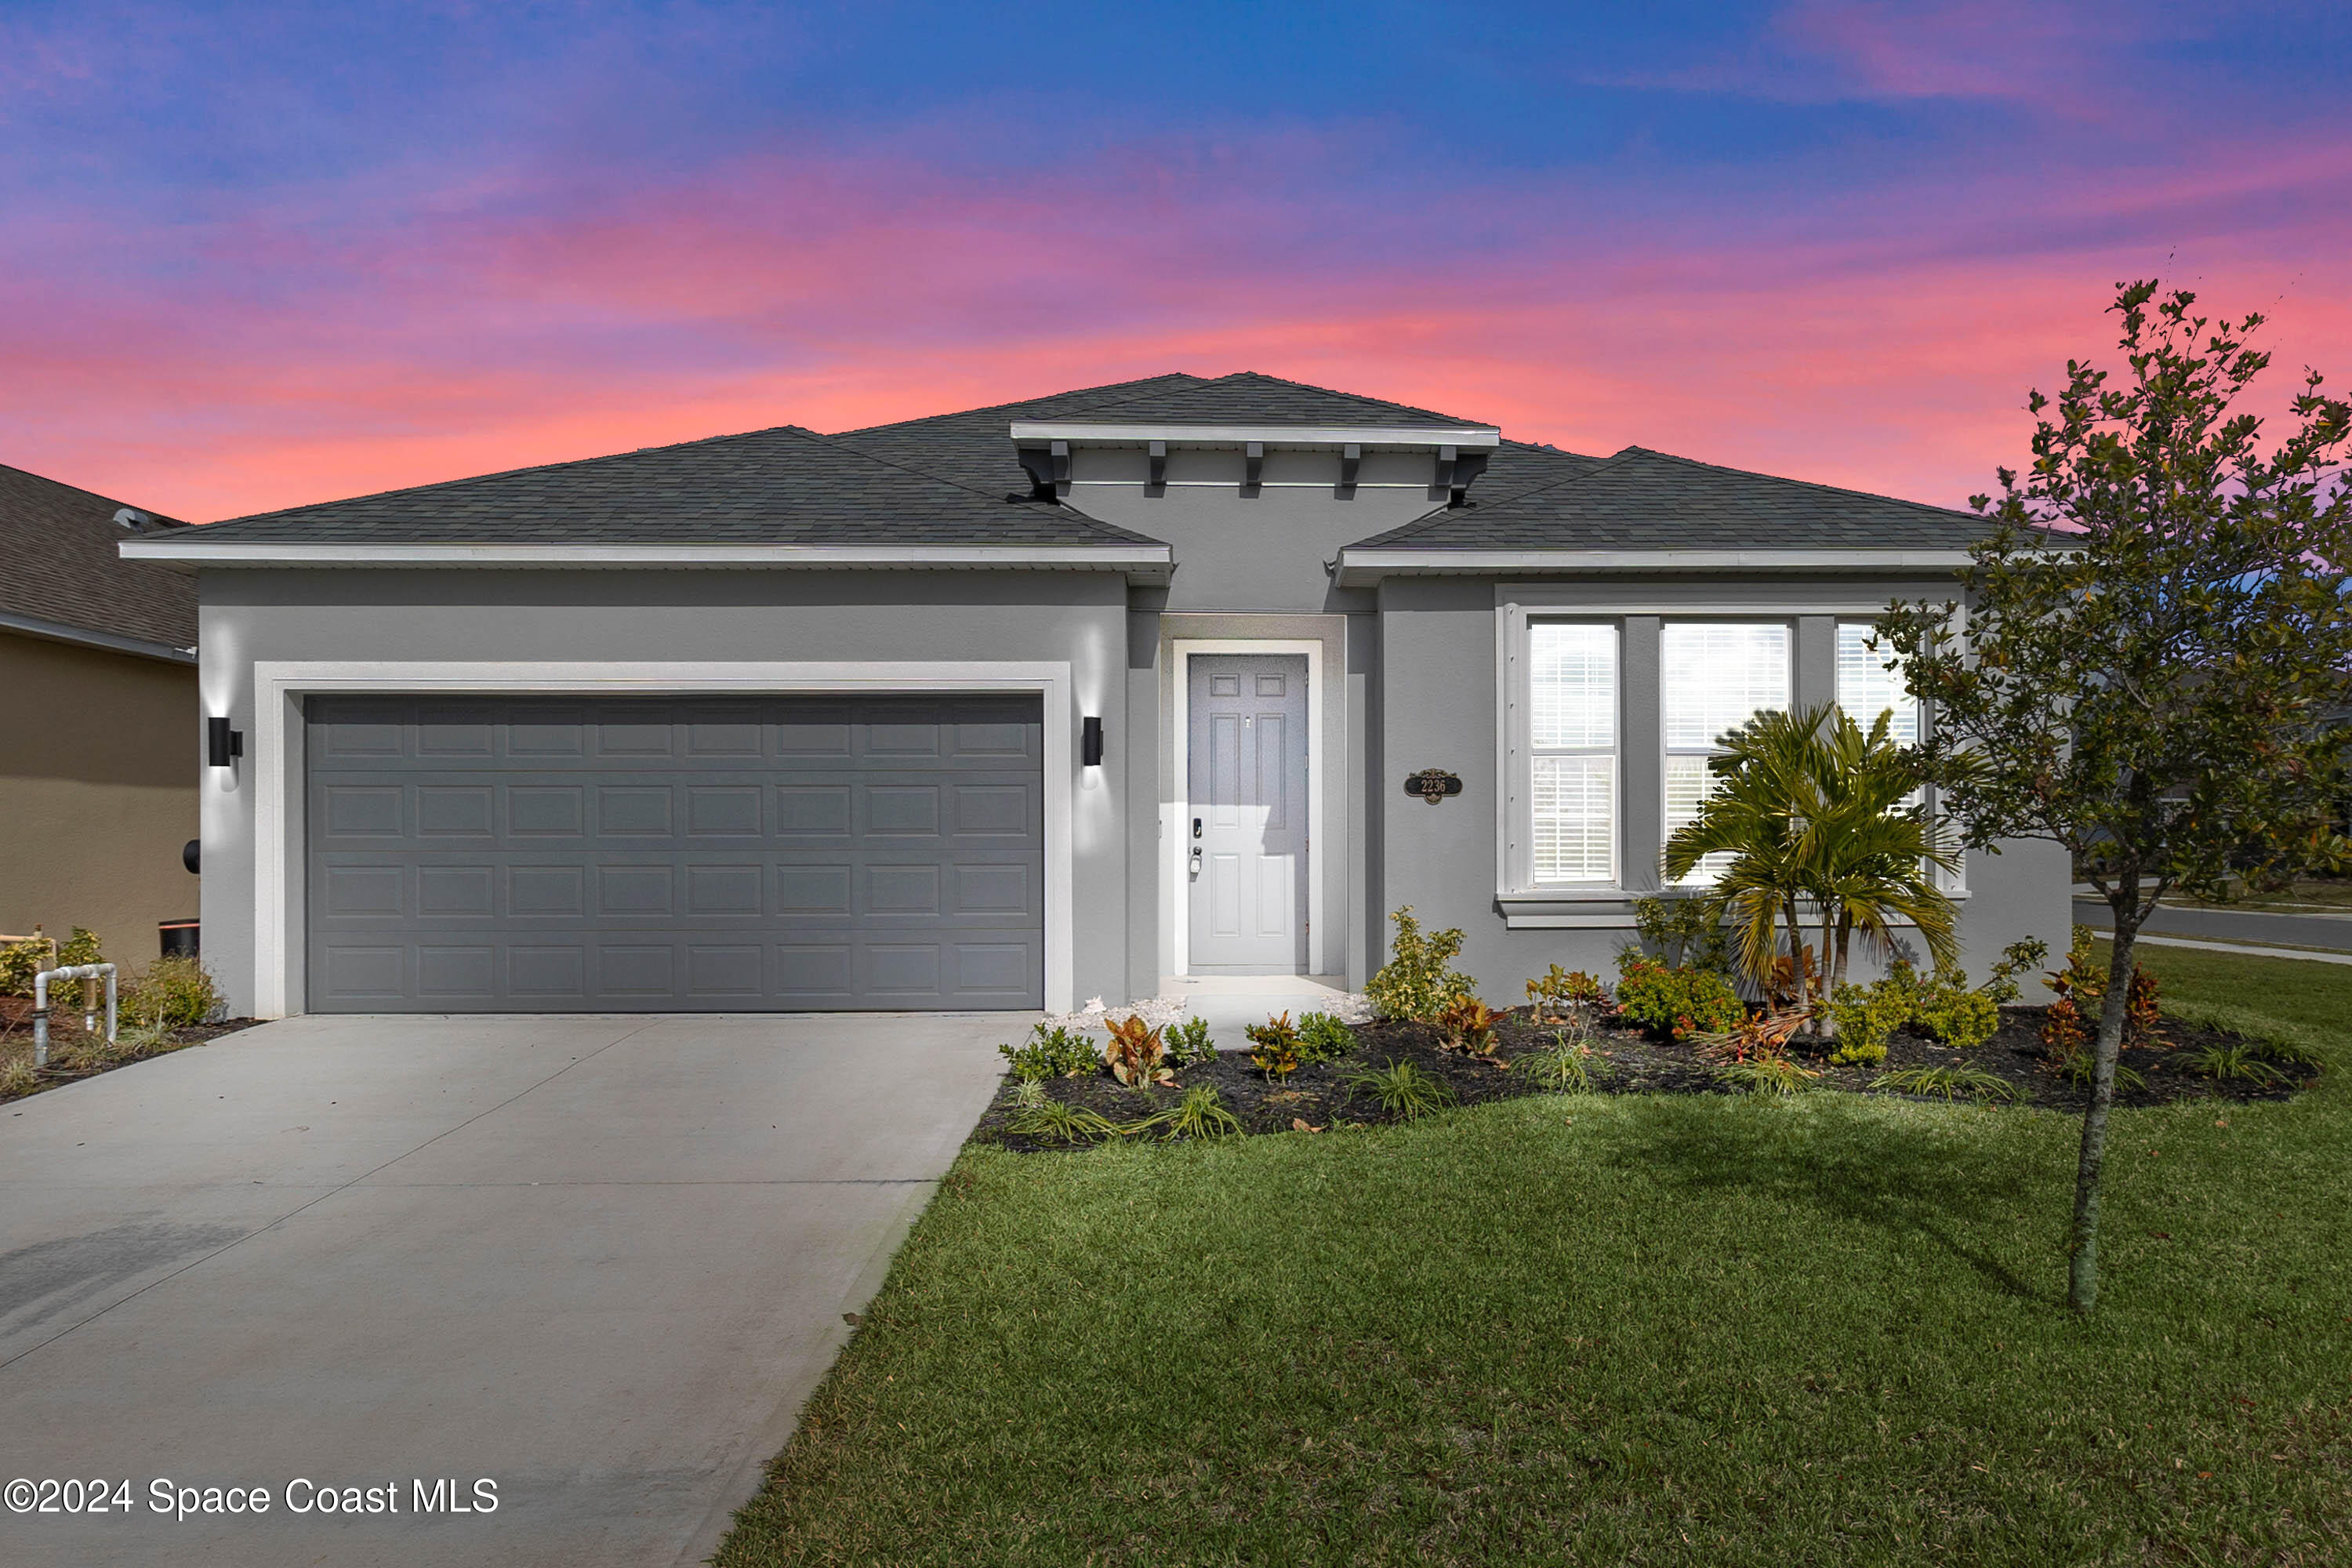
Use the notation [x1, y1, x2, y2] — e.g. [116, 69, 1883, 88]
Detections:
[975, 1004, 2317, 1150]
[1, 999, 263, 1103]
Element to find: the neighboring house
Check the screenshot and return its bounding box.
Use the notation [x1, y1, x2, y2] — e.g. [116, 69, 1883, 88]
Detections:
[2, 464, 200, 966]
[122, 373, 2068, 1018]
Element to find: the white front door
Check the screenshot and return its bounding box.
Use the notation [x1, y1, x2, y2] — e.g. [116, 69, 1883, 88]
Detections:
[1186, 653, 1308, 973]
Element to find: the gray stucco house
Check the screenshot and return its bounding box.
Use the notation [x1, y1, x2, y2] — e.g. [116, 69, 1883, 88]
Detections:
[122, 372, 2068, 1018]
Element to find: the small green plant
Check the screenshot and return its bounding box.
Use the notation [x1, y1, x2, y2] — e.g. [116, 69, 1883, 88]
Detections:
[1295, 1011, 1356, 1064]
[125, 955, 221, 1028]
[1871, 1063, 2020, 1102]
[1524, 965, 1606, 1024]
[1826, 967, 1918, 1065]
[1367, 907, 1475, 1022]
[1161, 1084, 1243, 1142]
[1006, 1100, 1126, 1145]
[997, 1022, 1098, 1082]
[1245, 1013, 1303, 1080]
[1716, 1054, 1819, 1096]
[1344, 1058, 1457, 1120]
[1914, 968, 2000, 1051]
[1009, 1077, 1049, 1110]
[1983, 937, 2049, 1005]
[2049, 1047, 2148, 1094]
[1102, 1014, 1174, 1088]
[0, 1055, 40, 1098]
[1164, 1015, 1216, 1066]
[1512, 1028, 1610, 1093]
[2184, 1042, 2288, 1087]
[1632, 895, 1732, 975]
[2044, 924, 2165, 1049]
[1435, 993, 1505, 1056]
[1613, 953, 1743, 1043]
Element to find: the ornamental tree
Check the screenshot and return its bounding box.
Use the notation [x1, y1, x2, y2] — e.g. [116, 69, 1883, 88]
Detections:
[1875, 281, 2352, 1312]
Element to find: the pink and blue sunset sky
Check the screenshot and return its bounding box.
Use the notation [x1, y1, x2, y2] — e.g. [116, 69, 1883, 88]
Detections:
[5, 0, 2349, 521]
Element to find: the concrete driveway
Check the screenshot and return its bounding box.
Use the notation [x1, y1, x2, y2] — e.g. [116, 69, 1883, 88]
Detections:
[0, 1011, 1010, 1566]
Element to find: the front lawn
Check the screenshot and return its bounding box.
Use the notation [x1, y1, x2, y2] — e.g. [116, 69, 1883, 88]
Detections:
[717, 944, 2352, 1566]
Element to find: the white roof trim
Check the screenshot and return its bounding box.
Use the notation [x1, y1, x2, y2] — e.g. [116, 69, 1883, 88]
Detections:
[1334, 547, 1982, 586]
[118, 539, 1174, 579]
[1011, 420, 1500, 451]
[0, 608, 195, 664]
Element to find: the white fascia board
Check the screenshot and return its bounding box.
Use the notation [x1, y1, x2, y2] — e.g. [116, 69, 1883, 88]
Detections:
[0, 607, 196, 664]
[119, 539, 1174, 579]
[1010, 421, 1501, 451]
[1334, 547, 1982, 587]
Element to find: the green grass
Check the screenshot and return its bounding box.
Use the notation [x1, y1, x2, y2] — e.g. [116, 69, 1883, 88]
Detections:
[718, 945, 2352, 1566]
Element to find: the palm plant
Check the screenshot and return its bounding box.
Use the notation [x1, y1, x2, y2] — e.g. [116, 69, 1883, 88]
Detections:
[1663, 703, 1961, 1031]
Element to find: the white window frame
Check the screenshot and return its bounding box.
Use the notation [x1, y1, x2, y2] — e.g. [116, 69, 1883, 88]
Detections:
[1498, 611, 1621, 892]
[1661, 619, 1791, 886]
[1835, 619, 1965, 894]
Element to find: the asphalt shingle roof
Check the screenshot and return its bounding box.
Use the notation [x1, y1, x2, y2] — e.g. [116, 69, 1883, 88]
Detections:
[174, 424, 1163, 549]
[0, 463, 194, 648]
[1348, 445, 1995, 552]
[1039, 371, 1491, 430]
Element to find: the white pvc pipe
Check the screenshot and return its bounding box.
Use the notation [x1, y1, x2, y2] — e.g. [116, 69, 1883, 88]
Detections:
[31, 963, 117, 1069]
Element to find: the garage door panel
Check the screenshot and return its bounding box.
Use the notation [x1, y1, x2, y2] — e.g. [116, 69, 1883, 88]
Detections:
[306, 695, 1043, 1011]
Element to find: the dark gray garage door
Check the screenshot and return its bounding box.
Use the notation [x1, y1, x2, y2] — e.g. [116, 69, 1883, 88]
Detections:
[304, 694, 1044, 1011]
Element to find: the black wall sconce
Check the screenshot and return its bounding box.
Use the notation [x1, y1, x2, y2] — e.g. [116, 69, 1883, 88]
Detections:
[1080, 716, 1105, 768]
[207, 715, 244, 768]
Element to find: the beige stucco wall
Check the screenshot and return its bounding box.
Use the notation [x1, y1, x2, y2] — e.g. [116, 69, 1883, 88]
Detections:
[0, 630, 199, 967]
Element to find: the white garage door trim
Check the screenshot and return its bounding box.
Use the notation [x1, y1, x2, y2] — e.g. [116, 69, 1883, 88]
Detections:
[249, 661, 1076, 1017]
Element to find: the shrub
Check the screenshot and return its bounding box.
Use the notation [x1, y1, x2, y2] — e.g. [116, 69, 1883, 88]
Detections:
[1914, 969, 2000, 1051]
[1826, 969, 1918, 1065]
[1631, 895, 1732, 975]
[1102, 1014, 1174, 1088]
[1512, 1028, 1610, 1093]
[1613, 954, 1744, 1042]
[1526, 964, 1606, 1023]
[1245, 1013, 1302, 1080]
[1871, 1064, 2019, 1102]
[1367, 907, 1474, 1022]
[125, 955, 221, 1028]
[1161, 1084, 1242, 1142]
[1294, 1011, 1356, 1064]
[1434, 993, 1505, 1056]
[1164, 1015, 1216, 1066]
[0, 1055, 37, 1098]
[2042, 925, 2164, 1051]
[1983, 937, 2049, 1005]
[2, 926, 100, 1000]
[1009, 1078, 1049, 1111]
[1344, 1059, 1457, 1120]
[997, 1023, 1098, 1082]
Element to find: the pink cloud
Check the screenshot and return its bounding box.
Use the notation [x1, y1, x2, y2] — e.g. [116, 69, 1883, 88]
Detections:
[5, 119, 2349, 524]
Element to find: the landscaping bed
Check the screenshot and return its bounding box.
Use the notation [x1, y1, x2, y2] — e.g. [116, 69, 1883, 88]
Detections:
[976, 1004, 2314, 1151]
[0, 996, 258, 1104]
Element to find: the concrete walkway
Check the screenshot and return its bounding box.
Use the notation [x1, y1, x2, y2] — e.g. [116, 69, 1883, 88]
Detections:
[0, 1011, 1009, 1567]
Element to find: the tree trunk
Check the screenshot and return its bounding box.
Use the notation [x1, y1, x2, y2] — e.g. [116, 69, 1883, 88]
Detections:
[2067, 909, 2140, 1313]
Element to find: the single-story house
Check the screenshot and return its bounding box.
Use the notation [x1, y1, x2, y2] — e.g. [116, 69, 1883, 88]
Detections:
[122, 372, 2068, 1018]
[2, 463, 201, 965]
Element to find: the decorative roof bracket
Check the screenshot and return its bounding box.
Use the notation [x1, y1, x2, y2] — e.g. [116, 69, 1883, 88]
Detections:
[1336, 442, 1360, 499]
[1242, 441, 1263, 499]
[1147, 440, 1167, 497]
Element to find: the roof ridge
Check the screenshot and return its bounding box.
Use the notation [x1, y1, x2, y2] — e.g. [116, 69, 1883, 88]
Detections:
[0, 461, 185, 527]
[206, 423, 823, 526]
[1614, 445, 1980, 521]
[834, 373, 1208, 436]
[1174, 370, 1493, 429]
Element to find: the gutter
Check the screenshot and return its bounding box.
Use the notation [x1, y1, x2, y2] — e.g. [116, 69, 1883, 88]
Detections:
[1332, 547, 1987, 588]
[0, 608, 196, 665]
[118, 539, 1178, 585]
